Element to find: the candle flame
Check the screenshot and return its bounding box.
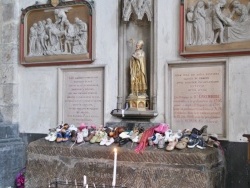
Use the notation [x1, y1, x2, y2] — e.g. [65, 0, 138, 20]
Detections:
[114, 148, 117, 153]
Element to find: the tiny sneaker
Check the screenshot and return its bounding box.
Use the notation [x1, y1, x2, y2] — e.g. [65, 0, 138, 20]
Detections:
[82, 128, 89, 138]
[158, 138, 165, 149]
[187, 133, 200, 148]
[196, 137, 206, 149]
[105, 137, 114, 146]
[68, 124, 77, 132]
[49, 131, 57, 142]
[100, 136, 108, 146]
[76, 131, 84, 144]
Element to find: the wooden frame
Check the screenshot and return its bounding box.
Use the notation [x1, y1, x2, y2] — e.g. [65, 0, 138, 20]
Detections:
[20, 0, 95, 66]
[180, 0, 250, 58]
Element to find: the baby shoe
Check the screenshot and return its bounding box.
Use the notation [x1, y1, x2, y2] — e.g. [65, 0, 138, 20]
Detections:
[153, 133, 164, 144]
[100, 135, 108, 146]
[56, 132, 63, 143]
[119, 131, 131, 139]
[84, 132, 95, 142]
[49, 131, 57, 142]
[148, 136, 154, 146]
[71, 130, 77, 142]
[45, 128, 55, 141]
[95, 131, 107, 143]
[105, 137, 115, 146]
[164, 129, 173, 142]
[175, 137, 189, 149]
[158, 138, 165, 149]
[62, 131, 71, 142]
[68, 124, 77, 132]
[76, 131, 84, 144]
[154, 123, 169, 134]
[166, 138, 178, 151]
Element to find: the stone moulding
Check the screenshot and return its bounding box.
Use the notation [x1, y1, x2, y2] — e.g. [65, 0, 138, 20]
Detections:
[122, 0, 153, 21]
[180, 0, 250, 58]
[20, 0, 95, 66]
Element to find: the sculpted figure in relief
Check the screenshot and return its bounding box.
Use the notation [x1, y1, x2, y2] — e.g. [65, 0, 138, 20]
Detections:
[226, 0, 250, 42]
[28, 24, 38, 56]
[54, 9, 68, 31]
[64, 19, 75, 53]
[73, 17, 88, 54]
[36, 21, 47, 55]
[45, 18, 62, 54]
[130, 40, 147, 95]
[211, 0, 230, 44]
[205, 0, 214, 44]
[186, 6, 195, 45]
[193, 0, 206, 45]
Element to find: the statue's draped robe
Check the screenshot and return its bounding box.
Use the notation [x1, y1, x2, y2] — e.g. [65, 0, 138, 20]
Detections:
[130, 50, 147, 94]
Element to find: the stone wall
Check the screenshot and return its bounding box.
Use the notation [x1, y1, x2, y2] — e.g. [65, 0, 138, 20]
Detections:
[0, 1, 25, 187]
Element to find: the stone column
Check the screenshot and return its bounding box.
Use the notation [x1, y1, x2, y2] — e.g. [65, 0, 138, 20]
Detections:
[0, 1, 25, 187]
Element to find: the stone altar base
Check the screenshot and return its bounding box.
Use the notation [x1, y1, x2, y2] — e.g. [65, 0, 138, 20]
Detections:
[26, 139, 225, 188]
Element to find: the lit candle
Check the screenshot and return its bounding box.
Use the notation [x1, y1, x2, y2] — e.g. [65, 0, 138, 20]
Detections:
[83, 175, 87, 186]
[75, 179, 77, 188]
[112, 148, 117, 187]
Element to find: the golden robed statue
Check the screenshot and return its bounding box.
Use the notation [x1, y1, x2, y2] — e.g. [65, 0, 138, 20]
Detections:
[130, 40, 147, 95]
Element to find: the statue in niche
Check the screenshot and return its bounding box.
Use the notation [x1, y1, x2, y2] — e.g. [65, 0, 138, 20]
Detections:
[130, 40, 147, 95]
[28, 9, 88, 57]
[193, 0, 206, 45]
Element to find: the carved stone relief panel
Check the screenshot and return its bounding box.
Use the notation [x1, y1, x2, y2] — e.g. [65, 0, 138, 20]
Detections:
[20, 0, 95, 66]
[180, 0, 250, 57]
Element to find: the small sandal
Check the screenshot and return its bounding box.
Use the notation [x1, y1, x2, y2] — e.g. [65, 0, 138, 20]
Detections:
[166, 138, 178, 151]
[206, 138, 214, 147]
[84, 132, 95, 142]
[175, 137, 189, 149]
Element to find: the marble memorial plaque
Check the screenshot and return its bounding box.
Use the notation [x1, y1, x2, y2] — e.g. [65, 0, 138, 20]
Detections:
[169, 62, 226, 137]
[58, 67, 104, 126]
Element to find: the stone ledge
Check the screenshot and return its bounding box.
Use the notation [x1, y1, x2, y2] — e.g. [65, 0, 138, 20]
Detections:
[26, 139, 225, 188]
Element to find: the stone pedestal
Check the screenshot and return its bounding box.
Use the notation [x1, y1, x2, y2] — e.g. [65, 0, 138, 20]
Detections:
[26, 139, 225, 188]
[126, 94, 149, 111]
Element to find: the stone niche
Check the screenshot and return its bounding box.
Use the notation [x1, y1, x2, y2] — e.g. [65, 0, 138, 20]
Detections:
[111, 0, 158, 119]
[26, 138, 225, 188]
